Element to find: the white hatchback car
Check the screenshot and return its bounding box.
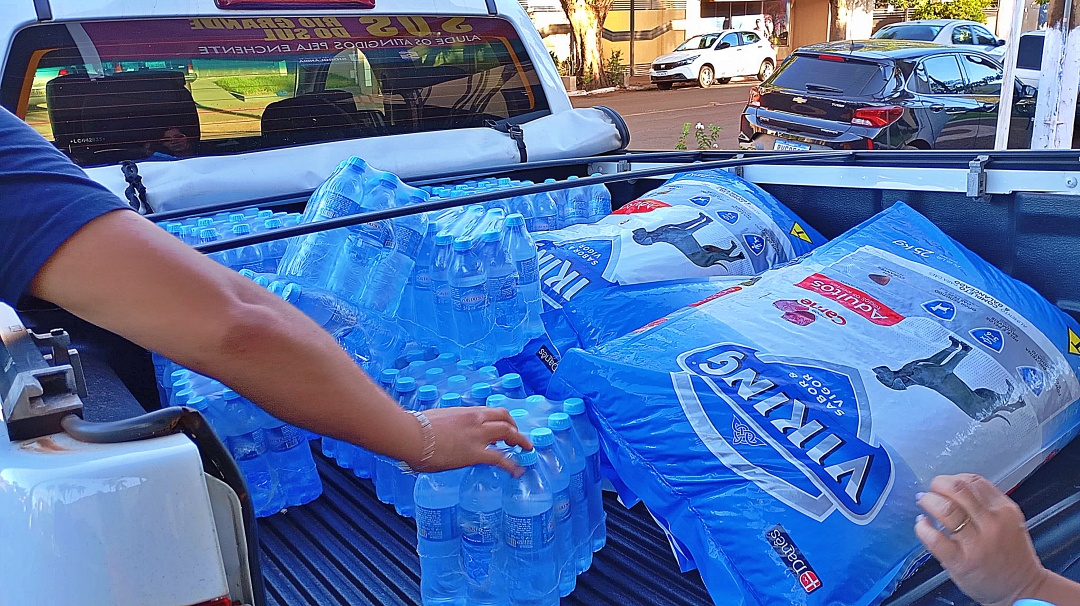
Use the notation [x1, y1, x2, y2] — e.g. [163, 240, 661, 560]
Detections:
[872, 19, 1006, 57]
[650, 30, 777, 89]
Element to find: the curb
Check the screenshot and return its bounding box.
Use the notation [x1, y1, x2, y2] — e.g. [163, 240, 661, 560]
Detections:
[567, 86, 619, 97]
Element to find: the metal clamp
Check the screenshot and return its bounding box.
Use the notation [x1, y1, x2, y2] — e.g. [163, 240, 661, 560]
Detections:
[967, 154, 990, 199]
[731, 154, 746, 178]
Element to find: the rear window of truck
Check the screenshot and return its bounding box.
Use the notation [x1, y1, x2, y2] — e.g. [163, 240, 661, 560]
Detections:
[1, 15, 549, 167]
[771, 54, 888, 97]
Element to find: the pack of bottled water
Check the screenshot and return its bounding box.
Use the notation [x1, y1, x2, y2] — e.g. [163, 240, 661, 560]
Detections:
[157, 207, 303, 274]
[150, 353, 323, 518]
[413, 395, 608, 606]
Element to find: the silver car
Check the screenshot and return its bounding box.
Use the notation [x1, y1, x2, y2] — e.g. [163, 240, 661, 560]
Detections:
[872, 19, 1005, 58]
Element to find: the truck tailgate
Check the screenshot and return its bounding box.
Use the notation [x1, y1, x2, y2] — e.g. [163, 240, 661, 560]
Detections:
[260, 452, 713, 606]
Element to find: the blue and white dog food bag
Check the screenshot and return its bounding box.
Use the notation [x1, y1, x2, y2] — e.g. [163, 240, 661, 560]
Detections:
[549, 202, 1080, 605]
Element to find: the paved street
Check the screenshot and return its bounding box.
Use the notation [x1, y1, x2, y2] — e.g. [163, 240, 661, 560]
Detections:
[571, 80, 756, 150]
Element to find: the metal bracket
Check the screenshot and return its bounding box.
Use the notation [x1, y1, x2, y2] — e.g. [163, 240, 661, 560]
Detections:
[32, 328, 87, 398]
[731, 154, 745, 178]
[967, 154, 990, 199]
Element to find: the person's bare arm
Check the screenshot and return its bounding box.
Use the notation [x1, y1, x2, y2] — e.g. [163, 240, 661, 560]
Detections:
[30, 209, 529, 473]
[916, 473, 1080, 606]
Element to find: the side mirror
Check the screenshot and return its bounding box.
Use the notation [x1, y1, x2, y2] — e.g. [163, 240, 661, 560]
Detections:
[718, 42, 732, 50]
[1022, 84, 1037, 98]
[996, 38, 1007, 46]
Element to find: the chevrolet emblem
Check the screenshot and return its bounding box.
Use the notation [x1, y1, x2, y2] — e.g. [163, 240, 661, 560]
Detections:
[792, 96, 807, 104]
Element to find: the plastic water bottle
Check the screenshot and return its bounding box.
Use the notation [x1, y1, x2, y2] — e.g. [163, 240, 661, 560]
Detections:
[507, 182, 535, 227]
[510, 408, 532, 434]
[531, 183, 559, 233]
[501, 448, 558, 606]
[531, 428, 576, 597]
[407, 222, 441, 342]
[504, 215, 544, 338]
[222, 389, 285, 517]
[281, 283, 359, 338]
[486, 394, 508, 410]
[564, 399, 606, 552]
[379, 368, 400, 392]
[415, 469, 468, 605]
[549, 413, 590, 572]
[261, 408, 322, 506]
[396, 376, 419, 411]
[464, 382, 492, 407]
[259, 218, 289, 273]
[327, 230, 380, 306]
[480, 229, 525, 358]
[479, 366, 500, 381]
[361, 189, 430, 316]
[449, 237, 495, 360]
[563, 176, 589, 227]
[460, 459, 507, 605]
[395, 384, 441, 517]
[587, 174, 611, 222]
[222, 224, 265, 272]
[439, 392, 462, 409]
[431, 233, 457, 347]
[446, 375, 469, 397]
[498, 374, 528, 399]
[424, 367, 447, 388]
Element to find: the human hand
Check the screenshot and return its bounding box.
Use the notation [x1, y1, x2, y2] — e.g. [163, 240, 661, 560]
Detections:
[915, 473, 1048, 606]
[418, 406, 533, 476]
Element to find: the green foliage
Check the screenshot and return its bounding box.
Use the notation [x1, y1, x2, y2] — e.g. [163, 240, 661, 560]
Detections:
[604, 50, 626, 87]
[891, 0, 991, 22]
[550, 51, 572, 76]
[214, 75, 295, 97]
[676, 122, 723, 150]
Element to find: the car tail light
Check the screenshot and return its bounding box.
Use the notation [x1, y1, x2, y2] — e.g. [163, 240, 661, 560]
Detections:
[851, 106, 903, 127]
[190, 597, 231, 606]
[58, 69, 68, 76]
[216, 0, 374, 7]
[817, 54, 846, 62]
[748, 87, 762, 107]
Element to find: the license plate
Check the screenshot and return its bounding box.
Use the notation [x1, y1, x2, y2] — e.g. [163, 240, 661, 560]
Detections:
[774, 139, 811, 151]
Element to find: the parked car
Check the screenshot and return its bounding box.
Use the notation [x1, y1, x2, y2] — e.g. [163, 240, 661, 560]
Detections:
[739, 40, 1037, 151]
[650, 30, 776, 89]
[872, 19, 1005, 57]
[1015, 29, 1045, 87]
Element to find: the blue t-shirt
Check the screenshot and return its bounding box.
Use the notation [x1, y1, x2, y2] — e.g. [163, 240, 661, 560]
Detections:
[0, 107, 130, 306]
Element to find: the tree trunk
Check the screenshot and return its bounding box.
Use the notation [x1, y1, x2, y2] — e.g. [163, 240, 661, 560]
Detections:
[560, 0, 612, 84]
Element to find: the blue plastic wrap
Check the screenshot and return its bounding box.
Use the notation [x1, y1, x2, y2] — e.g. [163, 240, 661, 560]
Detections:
[549, 202, 1080, 606]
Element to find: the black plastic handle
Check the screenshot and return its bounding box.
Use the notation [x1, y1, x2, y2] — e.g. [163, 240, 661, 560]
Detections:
[62, 406, 185, 443]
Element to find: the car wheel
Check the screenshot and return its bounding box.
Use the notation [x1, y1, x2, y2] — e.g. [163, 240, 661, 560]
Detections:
[757, 60, 775, 81]
[716, 77, 732, 85]
[656, 82, 673, 90]
[698, 65, 714, 88]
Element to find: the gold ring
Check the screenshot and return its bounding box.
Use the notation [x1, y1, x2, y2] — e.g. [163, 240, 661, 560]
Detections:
[952, 518, 970, 533]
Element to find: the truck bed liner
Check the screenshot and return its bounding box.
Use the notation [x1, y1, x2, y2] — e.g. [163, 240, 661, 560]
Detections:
[260, 451, 713, 606]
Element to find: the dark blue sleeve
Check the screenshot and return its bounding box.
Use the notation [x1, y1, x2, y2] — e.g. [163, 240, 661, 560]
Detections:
[0, 107, 131, 306]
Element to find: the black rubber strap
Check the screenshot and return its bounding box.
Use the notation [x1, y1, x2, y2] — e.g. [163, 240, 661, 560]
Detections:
[121, 161, 151, 214]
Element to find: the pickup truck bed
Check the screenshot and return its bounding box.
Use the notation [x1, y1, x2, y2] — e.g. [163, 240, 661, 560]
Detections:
[22, 150, 1080, 606]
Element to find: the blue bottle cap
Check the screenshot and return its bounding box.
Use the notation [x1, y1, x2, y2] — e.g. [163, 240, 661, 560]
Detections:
[544, 178, 556, 183]
[522, 180, 535, 186]
[480, 229, 500, 243]
[457, 360, 475, 371]
[346, 156, 367, 169]
[479, 366, 499, 380]
[515, 448, 537, 466]
[447, 375, 468, 392]
[264, 218, 283, 229]
[548, 412, 571, 431]
[453, 237, 474, 252]
[531, 427, 555, 447]
[418, 385, 439, 402]
[170, 369, 190, 382]
[232, 223, 252, 235]
[253, 276, 270, 287]
[222, 388, 239, 401]
[281, 283, 301, 303]
[197, 217, 215, 227]
[185, 395, 207, 410]
[229, 213, 247, 223]
[440, 393, 462, 408]
[238, 269, 257, 279]
[174, 388, 196, 403]
[166, 224, 184, 236]
[258, 209, 274, 218]
[406, 349, 426, 362]
[510, 408, 530, 428]
[242, 208, 260, 217]
[471, 382, 492, 399]
[502, 373, 523, 389]
[526, 395, 546, 406]
[487, 394, 508, 408]
[407, 360, 426, 372]
[380, 368, 399, 384]
[564, 398, 585, 415]
[505, 213, 525, 227]
[425, 367, 445, 381]
[268, 280, 288, 296]
[199, 228, 219, 243]
[567, 175, 579, 181]
[498, 177, 512, 186]
[436, 352, 458, 363]
[378, 177, 397, 189]
[395, 376, 417, 392]
[435, 232, 454, 245]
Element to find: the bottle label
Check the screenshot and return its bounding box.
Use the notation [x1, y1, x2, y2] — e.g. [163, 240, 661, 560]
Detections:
[266, 424, 302, 452]
[433, 281, 452, 305]
[516, 256, 539, 284]
[316, 192, 353, 220]
[357, 222, 389, 247]
[587, 453, 601, 487]
[531, 217, 554, 232]
[553, 489, 571, 523]
[394, 225, 424, 259]
[227, 430, 266, 462]
[489, 274, 517, 303]
[461, 509, 500, 547]
[417, 505, 459, 541]
[570, 471, 587, 504]
[504, 509, 554, 549]
[414, 271, 433, 291]
[451, 284, 489, 312]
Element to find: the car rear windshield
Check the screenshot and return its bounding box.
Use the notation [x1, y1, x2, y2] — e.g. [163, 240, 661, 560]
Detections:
[872, 24, 943, 41]
[771, 55, 888, 97]
[1017, 34, 1045, 70]
[1, 15, 549, 167]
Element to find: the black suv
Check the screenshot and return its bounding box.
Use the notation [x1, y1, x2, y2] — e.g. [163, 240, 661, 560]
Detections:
[739, 40, 1038, 151]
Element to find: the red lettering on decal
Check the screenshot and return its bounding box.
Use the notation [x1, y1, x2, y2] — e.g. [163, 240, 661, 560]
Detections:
[795, 274, 904, 326]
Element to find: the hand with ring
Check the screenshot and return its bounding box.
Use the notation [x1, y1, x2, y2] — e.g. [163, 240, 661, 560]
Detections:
[915, 473, 1080, 606]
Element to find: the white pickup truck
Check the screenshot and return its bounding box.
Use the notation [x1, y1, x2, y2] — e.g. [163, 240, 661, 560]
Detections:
[3, 2, 1080, 606]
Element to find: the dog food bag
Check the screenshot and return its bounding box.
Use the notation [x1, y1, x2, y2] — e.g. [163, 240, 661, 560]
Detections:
[549, 202, 1080, 606]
